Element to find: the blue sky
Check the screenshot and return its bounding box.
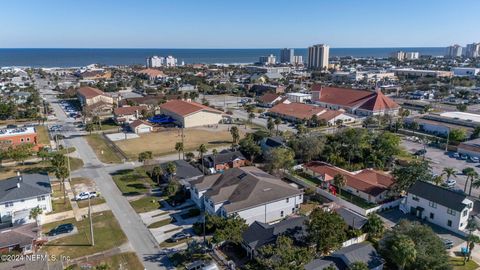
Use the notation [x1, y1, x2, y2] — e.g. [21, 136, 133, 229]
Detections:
[0, 0, 478, 48]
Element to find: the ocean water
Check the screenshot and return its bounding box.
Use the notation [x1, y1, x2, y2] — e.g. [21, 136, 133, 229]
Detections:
[0, 48, 446, 68]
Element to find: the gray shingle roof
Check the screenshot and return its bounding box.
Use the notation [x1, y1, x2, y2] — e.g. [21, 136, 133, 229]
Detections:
[0, 223, 37, 249]
[334, 207, 368, 230]
[332, 242, 384, 269]
[408, 180, 469, 212]
[0, 173, 51, 203]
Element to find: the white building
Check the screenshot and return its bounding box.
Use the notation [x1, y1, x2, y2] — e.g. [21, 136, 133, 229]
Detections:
[165, 56, 178, 67]
[308, 44, 329, 70]
[286, 92, 311, 103]
[0, 173, 52, 225]
[446, 44, 463, 58]
[190, 167, 303, 225]
[465, 43, 480, 58]
[401, 181, 473, 235]
[453, 67, 480, 77]
[280, 48, 294, 64]
[259, 54, 276, 65]
[405, 52, 419, 60]
[146, 56, 164, 68]
[159, 99, 224, 128]
[292, 55, 303, 66]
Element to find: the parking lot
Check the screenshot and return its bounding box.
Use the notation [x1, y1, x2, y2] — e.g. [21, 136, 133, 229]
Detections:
[402, 139, 480, 198]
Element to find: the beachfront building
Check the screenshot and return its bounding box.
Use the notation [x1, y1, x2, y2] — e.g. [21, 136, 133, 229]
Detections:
[446, 45, 463, 58]
[279, 48, 294, 64]
[307, 44, 329, 70]
[311, 85, 400, 116]
[159, 99, 223, 128]
[259, 54, 276, 65]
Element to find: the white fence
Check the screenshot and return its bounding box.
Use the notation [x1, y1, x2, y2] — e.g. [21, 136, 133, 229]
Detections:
[342, 233, 368, 248]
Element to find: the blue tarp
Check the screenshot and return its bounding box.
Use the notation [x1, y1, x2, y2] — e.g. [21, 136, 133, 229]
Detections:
[148, 115, 175, 124]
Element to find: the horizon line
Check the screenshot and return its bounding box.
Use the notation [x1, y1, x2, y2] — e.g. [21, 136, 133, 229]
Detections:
[0, 46, 447, 50]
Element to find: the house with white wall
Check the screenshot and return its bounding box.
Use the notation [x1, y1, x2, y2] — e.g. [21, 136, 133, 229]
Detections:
[190, 167, 303, 224]
[401, 181, 473, 235]
[0, 173, 52, 226]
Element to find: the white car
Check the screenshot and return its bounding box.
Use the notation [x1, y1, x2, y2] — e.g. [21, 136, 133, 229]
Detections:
[75, 191, 98, 201]
[444, 179, 457, 188]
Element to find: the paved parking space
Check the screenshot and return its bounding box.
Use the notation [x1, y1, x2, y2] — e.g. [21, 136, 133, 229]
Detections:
[401, 140, 480, 198]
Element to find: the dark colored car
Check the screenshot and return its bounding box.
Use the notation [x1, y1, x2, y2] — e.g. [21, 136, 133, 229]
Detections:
[414, 149, 427, 156]
[48, 223, 74, 236]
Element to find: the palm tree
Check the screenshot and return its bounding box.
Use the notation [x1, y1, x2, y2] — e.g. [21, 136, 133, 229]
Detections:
[333, 174, 347, 196]
[165, 162, 177, 181]
[29, 206, 43, 226]
[432, 174, 443, 186]
[175, 142, 184, 160]
[197, 144, 208, 174]
[469, 174, 480, 196]
[391, 235, 416, 270]
[274, 118, 281, 135]
[212, 149, 218, 170]
[463, 167, 477, 193]
[230, 126, 240, 145]
[442, 167, 457, 182]
[85, 122, 95, 134]
[267, 117, 275, 135]
[152, 166, 163, 185]
[248, 112, 255, 124]
[92, 115, 102, 130]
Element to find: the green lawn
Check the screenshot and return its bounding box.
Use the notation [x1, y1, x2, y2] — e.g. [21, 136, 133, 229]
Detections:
[159, 238, 189, 248]
[77, 197, 106, 209]
[68, 157, 84, 171]
[130, 196, 163, 213]
[68, 252, 143, 270]
[450, 256, 479, 270]
[98, 119, 121, 131]
[111, 167, 156, 196]
[292, 171, 322, 186]
[85, 134, 123, 164]
[48, 184, 72, 214]
[42, 211, 127, 259]
[337, 191, 377, 209]
[147, 218, 172, 229]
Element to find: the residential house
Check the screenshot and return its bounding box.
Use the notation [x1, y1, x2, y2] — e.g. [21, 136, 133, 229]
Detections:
[401, 181, 473, 235]
[177, 84, 197, 93]
[190, 167, 303, 224]
[145, 159, 203, 188]
[305, 243, 384, 270]
[334, 207, 368, 230]
[248, 84, 285, 96]
[268, 102, 356, 125]
[113, 105, 148, 124]
[160, 99, 224, 128]
[137, 68, 167, 81]
[0, 173, 52, 225]
[257, 93, 289, 108]
[311, 85, 399, 116]
[0, 223, 39, 254]
[201, 150, 247, 174]
[242, 216, 307, 258]
[11, 91, 31, 104]
[304, 162, 395, 203]
[77, 86, 114, 107]
[129, 119, 153, 134]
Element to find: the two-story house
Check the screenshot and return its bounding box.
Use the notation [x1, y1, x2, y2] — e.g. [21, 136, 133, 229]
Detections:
[201, 150, 247, 174]
[401, 181, 473, 235]
[190, 167, 303, 225]
[0, 173, 52, 226]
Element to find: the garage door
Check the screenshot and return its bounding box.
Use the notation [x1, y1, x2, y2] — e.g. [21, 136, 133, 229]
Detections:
[13, 209, 31, 225]
[137, 127, 151, 134]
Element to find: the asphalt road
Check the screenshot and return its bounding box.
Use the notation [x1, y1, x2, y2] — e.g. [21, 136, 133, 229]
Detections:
[401, 140, 480, 198]
[37, 77, 172, 269]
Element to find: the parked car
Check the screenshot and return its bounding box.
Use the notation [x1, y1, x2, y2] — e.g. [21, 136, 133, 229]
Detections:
[48, 223, 74, 236]
[444, 179, 457, 188]
[461, 154, 469, 160]
[186, 260, 219, 270]
[75, 191, 98, 201]
[470, 156, 480, 163]
[441, 238, 454, 249]
[414, 149, 427, 156]
[452, 152, 460, 158]
[170, 232, 191, 242]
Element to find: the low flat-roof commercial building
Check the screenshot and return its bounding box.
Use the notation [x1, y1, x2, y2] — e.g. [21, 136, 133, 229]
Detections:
[392, 68, 453, 78]
[268, 102, 356, 125]
[452, 67, 480, 77]
[159, 100, 224, 128]
[285, 92, 311, 103]
[0, 127, 40, 150]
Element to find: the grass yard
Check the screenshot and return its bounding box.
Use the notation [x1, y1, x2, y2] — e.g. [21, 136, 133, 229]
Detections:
[115, 127, 246, 158]
[111, 168, 156, 196]
[98, 118, 121, 131]
[85, 134, 123, 164]
[77, 197, 106, 209]
[68, 252, 143, 270]
[130, 196, 163, 213]
[48, 183, 72, 214]
[68, 157, 84, 171]
[42, 211, 127, 259]
[147, 218, 172, 229]
[36, 125, 50, 145]
[159, 238, 189, 248]
[0, 161, 51, 179]
[450, 256, 479, 270]
[338, 191, 377, 209]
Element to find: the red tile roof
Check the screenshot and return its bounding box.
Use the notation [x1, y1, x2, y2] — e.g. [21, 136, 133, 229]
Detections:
[138, 68, 166, 78]
[113, 105, 147, 116]
[77, 86, 108, 99]
[304, 161, 394, 196]
[269, 102, 343, 121]
[160, 100, 223, 117]
[259, 93, 281, 104]
[129, 119, 153, 129]
[311, 85, 399, 112]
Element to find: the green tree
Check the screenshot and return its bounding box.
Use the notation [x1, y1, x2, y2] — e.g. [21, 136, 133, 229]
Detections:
[289, 135, 325, 162]
[152, 165, 163, 185]
[165, 180, 179, 197]
[197, 144, 208, 174]
[392, 161, 432, 194]
[53, 159, 69, 205]
[165, 161, 177, 179]
[37, 147, 50, 161]
[307, 208, 346, 255]
[85, 122, 95, 134]
[363, 213, 385, 239]
[274, 118, 281, 135]
[456, 104, 468, 112]
[349, 262, 369, 270]
[174, 142, 184, 160]
[296, 123, 307, 135]
[255, 235, 314, 270]
[471, 126, 480, 139]
[10, 143, 34, 165]
[449, 128, 467, 142]
[333, 174, 346, 196]
[185, 152, 195, 161]
[267, 117, 275, 135]
[248, 112, 255, 124]
[442, 167, 457, 182]
[462, 167, 478, 194]
[390, 235, 417, 270]
[212, 214, 247, 245]
[138, 151, 153, 164]
[230, 126, 240, 145]
[265, 147, 295, 174]
[239, 134, 261, 163]
[29, 206, 43, 226]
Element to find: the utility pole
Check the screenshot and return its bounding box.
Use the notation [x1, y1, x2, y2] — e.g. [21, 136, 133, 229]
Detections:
[445, 128, 450, 152]
[203, 212, 206, 253]
[89, 195, 94, 246]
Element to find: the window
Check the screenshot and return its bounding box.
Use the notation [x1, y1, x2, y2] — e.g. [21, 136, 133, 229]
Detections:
[286, 198, 289, 203]
[463, 209, 468, 217]
[280, 211, 284, 217]
[430, 213, 434, 219]
[447, 220, 452, 227]
[412, 195, 419, 202]
[428, 201, 437, 208]
[5, 202, 13, 208]
[292, 208, 295, 213]
[447, 208, 456, 216]
[37, 195, 45, 201]
[26, 137, 30, 142]
[20, 138, 24, 142]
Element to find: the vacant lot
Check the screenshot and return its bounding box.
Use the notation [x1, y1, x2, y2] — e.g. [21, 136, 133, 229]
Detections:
[42, 211, 127, 259]
[130, 196, 163, 213]
[69, 252, 143, 270]
[70, 177, 106, 208]
[111, 168, 156, 196]
[85, 134, 123, 164]
[115, 127, 246, 158]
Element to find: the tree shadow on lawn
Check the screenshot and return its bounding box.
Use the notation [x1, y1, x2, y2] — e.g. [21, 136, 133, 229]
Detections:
[208, 140, 231, 144]
[110, 169, 134, 176]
